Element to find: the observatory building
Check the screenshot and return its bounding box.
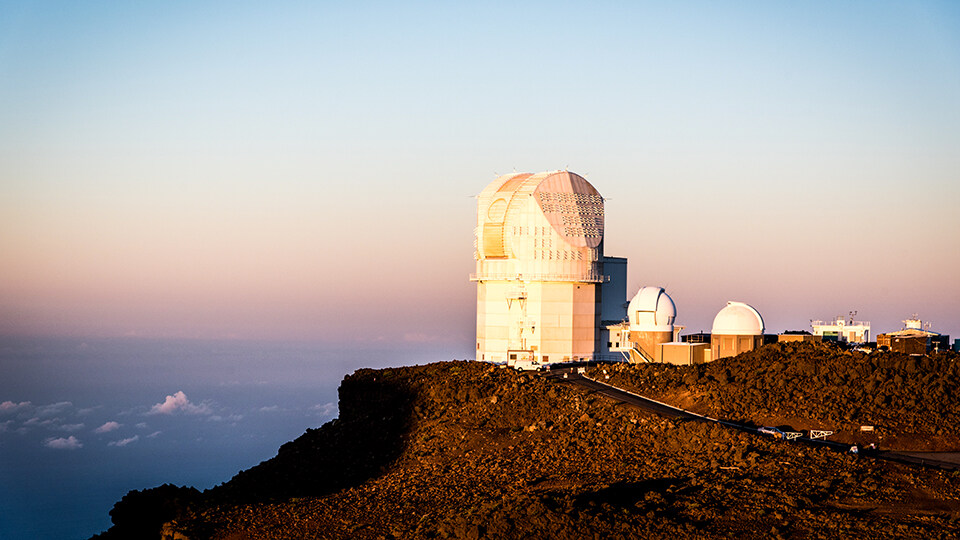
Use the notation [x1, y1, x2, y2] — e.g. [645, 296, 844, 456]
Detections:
[711, 301, 765, 360]
[606, 286, 684, 363]
[471, 171, 627, 365]
[470, 170, 769, 367]
[877, 316, 951, 354]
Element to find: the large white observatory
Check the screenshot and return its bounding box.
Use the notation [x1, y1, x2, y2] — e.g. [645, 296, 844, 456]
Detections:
[471, 171, 626, 365]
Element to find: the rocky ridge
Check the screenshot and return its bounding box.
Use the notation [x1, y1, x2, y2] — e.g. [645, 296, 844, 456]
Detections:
[590, 341, 960, 450]
[94, 344, 960, 539]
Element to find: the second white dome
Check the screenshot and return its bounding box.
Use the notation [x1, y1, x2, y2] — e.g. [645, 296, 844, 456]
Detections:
[627, 286, 676, 332]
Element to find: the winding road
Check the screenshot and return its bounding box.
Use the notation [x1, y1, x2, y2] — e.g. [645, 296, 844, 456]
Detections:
[546, 366, 960, 471]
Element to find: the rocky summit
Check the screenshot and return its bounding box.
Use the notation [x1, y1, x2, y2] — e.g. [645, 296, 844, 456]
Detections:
[94, 343, 960, 539]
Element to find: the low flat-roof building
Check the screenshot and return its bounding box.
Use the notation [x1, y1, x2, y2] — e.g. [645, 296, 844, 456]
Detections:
[778, 331, 821, 343]
[877, 317, 950, 354]
[811, 314, 870, 343]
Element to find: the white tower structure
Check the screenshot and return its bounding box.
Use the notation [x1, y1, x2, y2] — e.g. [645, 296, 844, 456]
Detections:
[472, 171, 620, 365]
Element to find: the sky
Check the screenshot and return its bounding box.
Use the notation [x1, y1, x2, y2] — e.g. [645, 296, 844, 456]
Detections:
[1, 1, 959, 347]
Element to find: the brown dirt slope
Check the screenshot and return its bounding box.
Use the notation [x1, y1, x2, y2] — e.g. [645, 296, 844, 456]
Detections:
[95, 349, 960, 540]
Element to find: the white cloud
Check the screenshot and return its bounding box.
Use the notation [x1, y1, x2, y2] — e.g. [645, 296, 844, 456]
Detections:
[95, 421, 121, 433]
[259, 405, 281, 412]
[108, 435, 139, 447]
[36, 401, 72, 416]
[148, 391, 211, 415]
[0, 401, 31, 414]
[311, 402, 337, 417]
[146, 430, 161, 438]
[135, 422, 148, 429]
[45, 436, 82, 449]
[0, 420, 11, 432]
[60, 423, 85, 432]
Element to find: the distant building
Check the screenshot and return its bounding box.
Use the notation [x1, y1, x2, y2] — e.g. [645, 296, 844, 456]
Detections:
[660, 342, 709, 365]
[472, 171, 627, 365]
[877, 317, 951, 354]
[778, 331, 821, 343]
[711, 301, 765, 360]
[811, 314, 870, 343]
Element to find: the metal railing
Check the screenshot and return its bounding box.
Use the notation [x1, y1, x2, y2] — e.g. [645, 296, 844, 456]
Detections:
[470, 272, 608, 283]
[811, 320, 870, 327]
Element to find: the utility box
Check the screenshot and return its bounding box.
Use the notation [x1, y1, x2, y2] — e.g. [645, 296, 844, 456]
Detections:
[660, 342, 709, 365]
[778, 333, 821, 343]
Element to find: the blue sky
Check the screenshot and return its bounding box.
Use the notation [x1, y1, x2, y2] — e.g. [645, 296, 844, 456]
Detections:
[1, 1, 959, 343]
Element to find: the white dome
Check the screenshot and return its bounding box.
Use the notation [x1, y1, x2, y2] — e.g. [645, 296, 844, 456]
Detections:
[627, 286, 676, 332]
[712, 301, 764, 336]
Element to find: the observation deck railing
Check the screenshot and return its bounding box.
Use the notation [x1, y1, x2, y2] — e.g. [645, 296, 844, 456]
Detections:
[811, 320, 871, 327]
[470, 272, 608, 283]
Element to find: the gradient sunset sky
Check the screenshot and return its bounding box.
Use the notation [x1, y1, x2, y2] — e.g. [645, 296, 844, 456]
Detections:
[2, 1, 958, 349]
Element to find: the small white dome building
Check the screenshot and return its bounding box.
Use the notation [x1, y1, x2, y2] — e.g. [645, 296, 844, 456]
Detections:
[711, 301, 765, 360]
[616, 286, 680, 363]
[712, 301, 764, 336]
[628, 286, 676, 333]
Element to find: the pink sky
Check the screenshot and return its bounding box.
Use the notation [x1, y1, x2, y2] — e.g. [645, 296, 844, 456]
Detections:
[2, 2, 958, 346]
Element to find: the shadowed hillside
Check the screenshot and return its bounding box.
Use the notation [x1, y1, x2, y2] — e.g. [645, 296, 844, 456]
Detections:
[94, 351, 960, 539]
